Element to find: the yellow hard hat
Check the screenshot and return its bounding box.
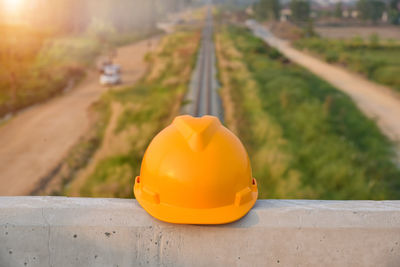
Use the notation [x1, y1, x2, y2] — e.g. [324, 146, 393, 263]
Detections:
[134, 115, 258, 224]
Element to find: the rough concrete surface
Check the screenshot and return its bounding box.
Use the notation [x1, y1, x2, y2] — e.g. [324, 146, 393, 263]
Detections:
[1, 197, 400, 267]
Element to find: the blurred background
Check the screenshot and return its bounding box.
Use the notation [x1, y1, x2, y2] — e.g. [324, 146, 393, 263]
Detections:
[0, 0, 195, 116]
[0, 0, 399, 200]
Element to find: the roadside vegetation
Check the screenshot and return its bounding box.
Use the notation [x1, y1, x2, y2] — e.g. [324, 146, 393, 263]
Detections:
[250, 0, 400, 93]
[216, 25, 400, 200]
[0, 23, 159, 118]
[294, 36, 400, 92]
[61, 29, 200, 198]
[0, 0, 195, 118]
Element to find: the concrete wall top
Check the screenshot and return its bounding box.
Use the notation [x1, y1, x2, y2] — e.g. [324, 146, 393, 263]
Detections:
[1, 197, 400, 266]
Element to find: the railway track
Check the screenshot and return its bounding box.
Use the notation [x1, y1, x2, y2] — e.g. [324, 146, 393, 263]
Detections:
[182, 6, 223, 121]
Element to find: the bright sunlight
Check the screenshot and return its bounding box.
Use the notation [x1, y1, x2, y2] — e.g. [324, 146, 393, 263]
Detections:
[3, 0, 24, 13]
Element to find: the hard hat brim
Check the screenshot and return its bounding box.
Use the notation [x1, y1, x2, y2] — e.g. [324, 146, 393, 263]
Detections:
[134, 184, 258, 225]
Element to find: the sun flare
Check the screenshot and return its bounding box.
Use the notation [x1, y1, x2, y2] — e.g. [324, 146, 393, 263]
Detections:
[3, 0, 23, 13]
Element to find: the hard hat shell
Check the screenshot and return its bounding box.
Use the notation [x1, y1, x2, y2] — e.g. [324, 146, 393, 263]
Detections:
[134, 115, 258, 224]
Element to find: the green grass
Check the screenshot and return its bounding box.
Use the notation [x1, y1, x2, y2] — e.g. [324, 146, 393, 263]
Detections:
[294, 36, 400, 92]
[217, 25, 400, 200]
[74, 30, 201, 198]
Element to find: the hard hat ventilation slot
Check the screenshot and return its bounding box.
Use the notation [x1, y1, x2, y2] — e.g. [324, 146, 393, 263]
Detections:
[174, 115, 220, 151]
[251, 178, 257, 192]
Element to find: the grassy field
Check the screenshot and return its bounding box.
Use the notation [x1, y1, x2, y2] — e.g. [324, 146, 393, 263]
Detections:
[294, 35, 400, 92]
[0, 24, 159, 117]
[315, 26, 400, 40]
[62, 28, 201, 198]
[216, 25, 400, 200]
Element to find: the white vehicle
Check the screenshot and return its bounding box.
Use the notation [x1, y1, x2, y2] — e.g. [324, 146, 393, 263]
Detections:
[100, 73, 121, 86]
[103, 64, 121, 75]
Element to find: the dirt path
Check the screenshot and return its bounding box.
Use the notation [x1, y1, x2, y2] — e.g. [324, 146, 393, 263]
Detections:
[0, 36, 160, 196]
[247, 20, 400, 149]
[67, 102, 128, 196]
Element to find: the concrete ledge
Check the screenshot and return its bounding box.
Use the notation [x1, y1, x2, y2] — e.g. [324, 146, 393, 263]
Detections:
[1, 197, 400, 266]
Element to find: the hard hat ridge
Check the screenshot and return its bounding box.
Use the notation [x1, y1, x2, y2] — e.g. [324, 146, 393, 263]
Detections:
[174, 115, 219, 152]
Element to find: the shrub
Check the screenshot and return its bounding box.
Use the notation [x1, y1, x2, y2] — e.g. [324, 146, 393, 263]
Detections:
[372, 66, 400, 90]
[369, 33, 380, 49]
[325, 50, 339, 63]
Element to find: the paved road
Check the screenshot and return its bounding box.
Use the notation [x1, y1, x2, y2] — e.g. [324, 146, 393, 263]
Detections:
[0, 37, 159, 196]
[247, 20, 400, 148]
[182, 7, 223, 121]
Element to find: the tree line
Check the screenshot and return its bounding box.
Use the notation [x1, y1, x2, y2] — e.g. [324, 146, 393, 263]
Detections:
[254, 0, 400, 24]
